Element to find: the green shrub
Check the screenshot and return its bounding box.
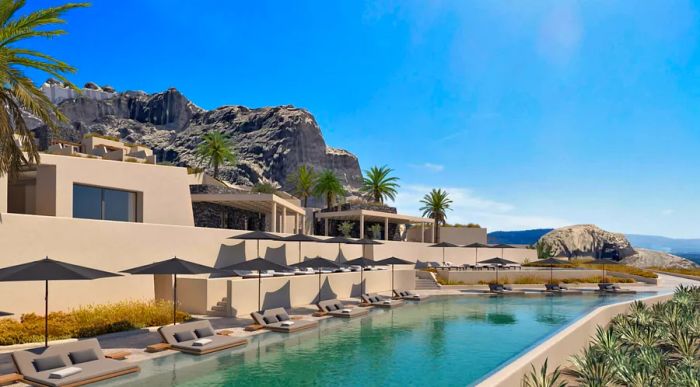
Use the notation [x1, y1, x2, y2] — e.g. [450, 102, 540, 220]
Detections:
[0, 300, 190, 345]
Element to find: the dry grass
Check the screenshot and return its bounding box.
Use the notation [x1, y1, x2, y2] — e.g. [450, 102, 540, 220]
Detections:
[649, 266, 700, 277]
[436, 278, 466, 285]
[0, 300, 190, 345]
[524, 259, 658, 278]
[477, 276, 634, 285]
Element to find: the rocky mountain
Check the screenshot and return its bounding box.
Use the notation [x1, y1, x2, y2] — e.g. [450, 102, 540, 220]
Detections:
[28, 88, 363, 192]
[538, 224, 697, 269]
[488, 228, 553, 244]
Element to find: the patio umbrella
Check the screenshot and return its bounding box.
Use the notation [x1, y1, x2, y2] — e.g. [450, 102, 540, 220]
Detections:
[321, 236, 354, 259]
[121, 257, 218, 325]
[464, 242, 490, 265]
[429, 242, 458, 264]
[290, 257, 343, 303]
[375, 257, 413, 294]
[531, 257, 569, 284]
[349, 238, 383, 262]
[281, 233, 321, 263]
[491, 243, 514, 260]
[0, 311, 12, 317]
[0, 257, 120, 347]
[582, 258, 620, 283]
[219, 258, 291, 312]
[478, 257, 518, 284]
[345, 257, 376, 295]
[228, 231, 281, 258]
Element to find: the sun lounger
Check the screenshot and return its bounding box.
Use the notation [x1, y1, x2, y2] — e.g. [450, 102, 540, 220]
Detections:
[361, 294, 404, 308]
[393, 290, 428, 301]
[488, 283, 525, 295]
[544, 283, 583, 295]
[293, 268, 315, 275]
[317, 299, 370, 318]
[158, 320, 247, 355]
[250, 308, 318, 333]
[11, 338, 139, 387]
[597, 283, 636, 294]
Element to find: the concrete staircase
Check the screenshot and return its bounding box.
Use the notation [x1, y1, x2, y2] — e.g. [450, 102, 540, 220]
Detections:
[209, 297, 229, 316]
[415, 276, 440, 290]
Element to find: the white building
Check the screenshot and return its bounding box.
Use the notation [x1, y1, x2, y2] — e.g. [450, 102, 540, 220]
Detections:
[41, 78, 117, 104]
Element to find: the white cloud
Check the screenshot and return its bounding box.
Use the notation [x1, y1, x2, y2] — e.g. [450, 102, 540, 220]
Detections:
[389, 184, 570, 231]
[410, 163, 444, 172]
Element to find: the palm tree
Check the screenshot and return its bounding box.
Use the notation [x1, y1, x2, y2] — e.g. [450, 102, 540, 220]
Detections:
[195, 131, 236, 179]
[0, 1, 88, 177]
[288, 164, 315, 207]
[251, 182, 277, 194]
[419, 188, 452, 243]
[313, 170, 345, 209]
[360, 165, 399, 204]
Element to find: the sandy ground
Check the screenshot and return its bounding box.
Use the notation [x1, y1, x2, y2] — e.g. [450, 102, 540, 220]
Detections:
[0, 274, 696, 385]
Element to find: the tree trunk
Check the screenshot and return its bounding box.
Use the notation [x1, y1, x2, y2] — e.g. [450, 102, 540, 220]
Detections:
[435, 220, 441, 242]
[213, 164, 219, 179]
[303, 196, 308, 207]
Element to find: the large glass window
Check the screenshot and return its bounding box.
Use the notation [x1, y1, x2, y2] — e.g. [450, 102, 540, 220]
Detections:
[73, 184, 137, 222]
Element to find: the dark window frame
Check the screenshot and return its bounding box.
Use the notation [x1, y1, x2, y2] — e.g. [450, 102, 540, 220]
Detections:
[73, 184, 138, 222]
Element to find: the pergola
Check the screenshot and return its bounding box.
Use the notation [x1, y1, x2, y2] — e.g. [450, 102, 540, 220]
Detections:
[314, 209, 435, 242]
[191, 192, 306, 233]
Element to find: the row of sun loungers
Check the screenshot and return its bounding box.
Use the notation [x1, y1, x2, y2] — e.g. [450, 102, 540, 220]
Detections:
[317, 299, 369, 318]
[158, 320, 247, 355]
[250, 308, 319, 333]
[360, 294, 404, 308]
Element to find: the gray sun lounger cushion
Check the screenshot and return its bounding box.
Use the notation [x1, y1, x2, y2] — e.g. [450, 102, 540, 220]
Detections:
[194, 327, 215, 338]
[174, 331, 196, 342]
[12, 338, 139, 387]
[158, 320, 247, 355]
[33, 356, 66, 372]
[68, 349, 99, 365]
[252, 307, 319, 333]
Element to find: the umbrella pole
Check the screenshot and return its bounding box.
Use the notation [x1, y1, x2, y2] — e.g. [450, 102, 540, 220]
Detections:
[173, 274, 178, 325]
[496, 267, 499, 284]
[361, 267, 364, 295]
[318, 270, 321, 304]
[299, 242, 302, 264]
[475, 248, 478, 266]
[258, 272, 262, 312]
[257, 240, 260, 258]
[391, 264, 394, 294]
[442, 247, 445, 265]
[44, 280, 48, 348]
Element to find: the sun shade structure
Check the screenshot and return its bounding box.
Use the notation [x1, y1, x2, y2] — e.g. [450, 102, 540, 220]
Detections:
[281, 233, 321, 264]
[531, 257, 569, 284]
[290, 257, 343, 303]
[429, 241, 458, 264]
[491, 243, 514, 260]
[581, 258, 620, 283]
[121, 257, 218, 325]
[0, 257, 120, 347]
[478, 257, 518, 284]
[0, 311, 12, 317]
[219, 258, 291, 311]
[375, 257, 413, 293]
[228, 231, 282, 258]
[345, 257, 376, 295]
[321, 236, 354, 259]
[463, 242, 490, 265]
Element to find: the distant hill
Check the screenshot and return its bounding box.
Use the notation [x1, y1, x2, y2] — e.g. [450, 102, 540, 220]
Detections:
[625, 234, 700, 254]
[487, 229, 553, 245]
[672, 253, 700, 265]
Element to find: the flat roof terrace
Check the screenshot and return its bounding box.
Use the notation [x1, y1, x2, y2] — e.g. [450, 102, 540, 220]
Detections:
[315, 208, 436, 241]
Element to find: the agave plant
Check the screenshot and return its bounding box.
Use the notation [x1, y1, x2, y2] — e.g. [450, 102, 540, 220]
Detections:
[521, 359, 567, 387]
[567, 346, 617, 387]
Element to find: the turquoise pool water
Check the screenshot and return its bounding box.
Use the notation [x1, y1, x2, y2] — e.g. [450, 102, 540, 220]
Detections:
[107, 293, 650, 386]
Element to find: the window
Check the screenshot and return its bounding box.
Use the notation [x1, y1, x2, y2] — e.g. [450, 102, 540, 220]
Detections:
[73, 184, 137, 222]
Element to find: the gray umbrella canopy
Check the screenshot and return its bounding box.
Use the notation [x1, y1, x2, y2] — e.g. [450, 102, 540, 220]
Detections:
[122, 257, 216, 275]
[121, 257, 218, 325]
[228, 231, 282, 258]
[0, 257, 120, 347]
[531, 257, 569, 284]
[0, 311, 13, 317]
[490, 244, 514, 248]
[322, 236, 354, 244]
[219, 258, 292, 312]
[429, 242, 457, 264]
[291, 257, 343, 303]
[350, 238, 384, 245]
[345, 257, 376, 295]
[478, 257, 518, 265]
[281, 234, 321, 242]
[463, 243, 490, 248]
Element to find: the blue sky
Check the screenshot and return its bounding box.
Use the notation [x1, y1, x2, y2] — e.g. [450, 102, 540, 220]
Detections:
[27, 1, 700, 237]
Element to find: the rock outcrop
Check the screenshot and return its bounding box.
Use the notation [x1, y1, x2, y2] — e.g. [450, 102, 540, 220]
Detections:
[538, 224, 697, 269]
[29, 88, 363, 191]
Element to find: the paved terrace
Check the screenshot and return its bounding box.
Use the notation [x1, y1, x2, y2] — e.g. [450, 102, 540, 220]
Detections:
[0, 274, 697, 384]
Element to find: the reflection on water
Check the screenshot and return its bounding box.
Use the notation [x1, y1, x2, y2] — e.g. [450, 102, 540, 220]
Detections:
[106, 293, 647, 387]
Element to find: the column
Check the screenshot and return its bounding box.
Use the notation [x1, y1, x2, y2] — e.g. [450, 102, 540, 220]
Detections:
[421, 223, 425, 243]
[359, 215, 365, 239]
[384, 218, 389, 241]
[282, 207, 287, 233]
[324, 218, 329, 236]
[430, 222, 435, 243]
[294, 213, 299, 234]
[271, 202, 277, 233]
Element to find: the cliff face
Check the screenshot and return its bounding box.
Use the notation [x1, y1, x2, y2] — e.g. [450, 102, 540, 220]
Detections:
[538, 224, 697, 269]
[30, 89, 363, 191]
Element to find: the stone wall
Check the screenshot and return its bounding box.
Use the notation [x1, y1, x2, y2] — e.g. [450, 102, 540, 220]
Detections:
[192, 202, 266, 231]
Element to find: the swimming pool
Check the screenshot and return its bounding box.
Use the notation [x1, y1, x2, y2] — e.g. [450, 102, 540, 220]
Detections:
[106, 293, 650, 386]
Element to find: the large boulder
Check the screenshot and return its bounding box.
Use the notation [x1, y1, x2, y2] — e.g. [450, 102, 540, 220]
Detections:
[538, 224, 698, 269]
[28, 89, 363, 192]
[539, 224, 635, 259]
